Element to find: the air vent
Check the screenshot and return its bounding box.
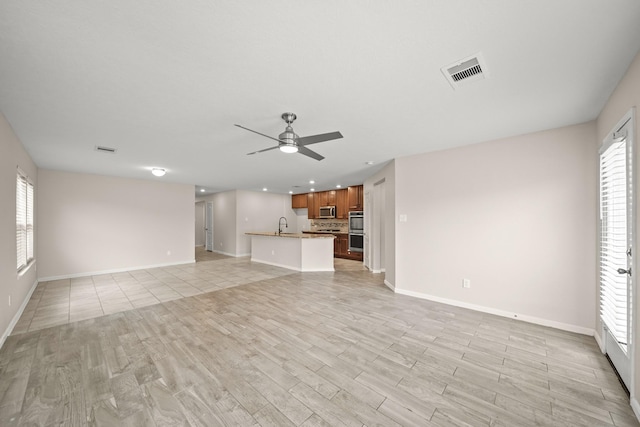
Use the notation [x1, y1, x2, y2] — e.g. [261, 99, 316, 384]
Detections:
[95, 145, 117, 154]
[441, 52, 489, 89]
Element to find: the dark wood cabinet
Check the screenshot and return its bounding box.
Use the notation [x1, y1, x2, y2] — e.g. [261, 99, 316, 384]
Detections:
[336, 189, 349, 219]
[291, 193, 307, 209]
[293, 186, 362, 219]
[334, 234, 349, 258]
[348, 185, 364, 211]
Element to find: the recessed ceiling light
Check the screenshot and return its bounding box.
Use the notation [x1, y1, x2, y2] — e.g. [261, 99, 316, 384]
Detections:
[289, 191, 293, 194]
[263, 188, 268, 191]
[309, 180, 315, 184]
[365, 161, 375, 165]
[310, 188, 315, 192]
[336, 184, 342, 188]
[200, 189, 205, 192]
[151, 168, 166, 177]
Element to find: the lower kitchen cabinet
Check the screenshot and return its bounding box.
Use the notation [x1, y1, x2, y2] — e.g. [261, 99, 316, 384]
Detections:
[334, 234, 363, 261]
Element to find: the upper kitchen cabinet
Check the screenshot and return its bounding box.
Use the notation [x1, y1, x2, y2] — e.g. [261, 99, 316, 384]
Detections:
[336, 189, 349, 219]
[326, 190, 337, 206]
[291, 193, 307, 209]
[316, 191, 329, 207]
[307, 192, 317, 219]
[348, 185, 364, 211]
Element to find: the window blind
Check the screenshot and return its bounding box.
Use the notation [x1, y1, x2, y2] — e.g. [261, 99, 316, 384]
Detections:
[599, 139, 629, 350]
[16, 170, 34, 272]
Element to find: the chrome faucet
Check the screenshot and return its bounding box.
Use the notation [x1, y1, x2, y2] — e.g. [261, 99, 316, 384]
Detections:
[278, 217, 288, 235]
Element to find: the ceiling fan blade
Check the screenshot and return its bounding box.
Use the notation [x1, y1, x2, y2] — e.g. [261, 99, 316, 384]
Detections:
[247, 145, 279, 155]
[298, 145, 324, 161]
[235, 124, 283, 144]
[297, 131, 343, 146]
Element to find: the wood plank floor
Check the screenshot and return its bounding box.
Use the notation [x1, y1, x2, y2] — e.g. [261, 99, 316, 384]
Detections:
[0, 255, 637, 426]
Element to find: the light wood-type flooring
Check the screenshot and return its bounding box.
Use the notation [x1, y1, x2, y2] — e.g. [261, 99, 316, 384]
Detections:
[0, 252, 637, 426]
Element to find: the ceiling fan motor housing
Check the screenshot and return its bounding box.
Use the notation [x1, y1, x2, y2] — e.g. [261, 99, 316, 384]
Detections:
[279, 126, 298, 152]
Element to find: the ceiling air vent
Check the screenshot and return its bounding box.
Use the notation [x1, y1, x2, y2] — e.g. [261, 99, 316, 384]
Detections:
[95, 145, 117, 154]
[441, 52, 489, 89]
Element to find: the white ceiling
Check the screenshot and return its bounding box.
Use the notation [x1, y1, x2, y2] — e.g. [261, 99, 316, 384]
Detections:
[2, 1, 640, 196]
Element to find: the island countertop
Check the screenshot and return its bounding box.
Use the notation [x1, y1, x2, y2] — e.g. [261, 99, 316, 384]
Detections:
[245, 232, 335, 239]
[246, 232, 335, 271]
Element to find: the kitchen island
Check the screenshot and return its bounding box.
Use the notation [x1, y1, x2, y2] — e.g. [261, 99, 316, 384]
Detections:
[246, 232, 335, 272]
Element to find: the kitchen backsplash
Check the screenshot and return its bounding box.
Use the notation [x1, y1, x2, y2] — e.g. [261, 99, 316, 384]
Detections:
[310, 219, 348, 233]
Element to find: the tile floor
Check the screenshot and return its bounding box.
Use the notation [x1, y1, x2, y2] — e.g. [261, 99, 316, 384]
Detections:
[12, 249, 296, 334]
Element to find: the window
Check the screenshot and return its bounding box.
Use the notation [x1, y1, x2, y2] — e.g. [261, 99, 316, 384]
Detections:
[16, 169, 34, 272]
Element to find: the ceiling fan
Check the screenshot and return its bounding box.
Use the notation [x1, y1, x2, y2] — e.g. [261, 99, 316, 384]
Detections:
[235, 112, 343, 161]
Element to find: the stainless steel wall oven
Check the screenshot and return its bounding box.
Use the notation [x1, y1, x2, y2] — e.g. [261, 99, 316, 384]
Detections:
[348, 211, 364, 252]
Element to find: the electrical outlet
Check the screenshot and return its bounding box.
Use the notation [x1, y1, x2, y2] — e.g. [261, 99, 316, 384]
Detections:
[462, 279, 471, 288]
[271, 250, 275, 255]
[8, 295, 11, 307]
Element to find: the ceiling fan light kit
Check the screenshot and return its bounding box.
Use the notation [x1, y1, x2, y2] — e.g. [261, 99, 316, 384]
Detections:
[235, 112, 343, 161]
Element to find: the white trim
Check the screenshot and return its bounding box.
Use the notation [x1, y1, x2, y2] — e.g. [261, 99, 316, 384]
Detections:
[0, 278, 38, 348]
[37, 260, 196, 282]
[594, 330, 605, 353]
[371, 269, 382, 274]
[250, 258, 334, 272]
[395, 288, 595, 336]
[212, 250, 250, 258]
[631, 397, 640, 423]
[384, 279, 395, 291]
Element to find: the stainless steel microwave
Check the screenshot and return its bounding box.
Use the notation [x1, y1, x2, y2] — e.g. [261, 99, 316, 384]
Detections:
[318, 206, 336, 218]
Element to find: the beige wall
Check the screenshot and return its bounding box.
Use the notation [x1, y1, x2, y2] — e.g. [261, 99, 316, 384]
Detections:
[210, 190, 237, 256]
[0, 112, 38, 345]
[364, 160, 396, 286]
[393, 122, 598, 333]
[236, 190, 296, 256]
[596, 51, 640, 410]
[202, 190, 297, 257]
[37, 170, 195, 279]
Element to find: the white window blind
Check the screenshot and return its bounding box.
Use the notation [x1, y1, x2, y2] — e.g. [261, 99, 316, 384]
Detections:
[599, 138, 629, 350]
[16, 169, 34, 272]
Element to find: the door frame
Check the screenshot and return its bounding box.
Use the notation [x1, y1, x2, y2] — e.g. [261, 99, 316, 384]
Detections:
[205, 202, 214, 252]
[598, 107, 636, 396]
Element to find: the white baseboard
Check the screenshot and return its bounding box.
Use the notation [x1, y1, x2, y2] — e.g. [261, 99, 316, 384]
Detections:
[384, 279, 395, 291]
[249, 258, 333, 272]
[395, 288, 595, 336]
[1, 278, 38, 348]
[631, 397, 640, 424]
[38, 259, 196, 282]
[594, 330, 605, 353]
[212, 250, 250, 258]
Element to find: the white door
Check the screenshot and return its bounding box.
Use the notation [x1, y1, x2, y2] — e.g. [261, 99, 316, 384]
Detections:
[599, 109, 635, 392]
[205, 202, 213, 252]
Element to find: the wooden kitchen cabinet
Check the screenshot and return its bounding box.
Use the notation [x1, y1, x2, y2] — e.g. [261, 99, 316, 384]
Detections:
[334, 234, 349, 258]
[291, 193, 307, 209]
[307, 193, 317, 219]
[326, 190, 337, 206]
[348, 185, 364, 211]
[336, 189, 348, 219]
[316, 191, 329, 207]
